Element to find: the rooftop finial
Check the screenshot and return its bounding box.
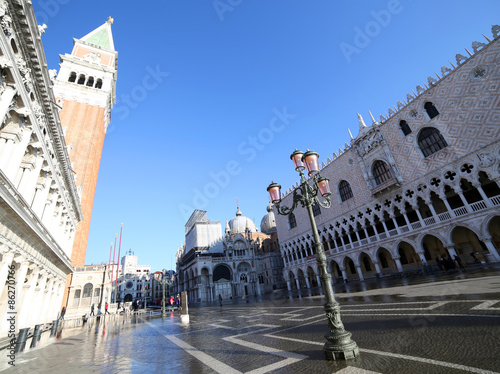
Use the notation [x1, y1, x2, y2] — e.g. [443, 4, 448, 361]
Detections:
[357, 113, 367, 130]
[368, 110, 378, 125]
[348, 128, 354, 140]
[107, 16, 114, 24]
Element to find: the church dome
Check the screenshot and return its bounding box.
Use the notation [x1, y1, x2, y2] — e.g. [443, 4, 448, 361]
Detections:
[228, 206, 257, 234]
[260, 203, 276, 234]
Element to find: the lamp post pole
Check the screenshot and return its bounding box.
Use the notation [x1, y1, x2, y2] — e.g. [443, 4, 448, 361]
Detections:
[267, 149, 359, 361]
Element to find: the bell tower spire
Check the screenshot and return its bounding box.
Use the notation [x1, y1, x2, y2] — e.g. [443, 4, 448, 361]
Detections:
[54, 19, 118, 270]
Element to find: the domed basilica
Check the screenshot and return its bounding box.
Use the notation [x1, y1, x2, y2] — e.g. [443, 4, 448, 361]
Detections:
[174, 205, 284, 302]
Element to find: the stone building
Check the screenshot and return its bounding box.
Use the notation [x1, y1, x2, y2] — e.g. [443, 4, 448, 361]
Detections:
[275, 25, 500, 292]
[110, 250, 152, 304]
[0, 1, 116, 337]
[0, 1, 82, 336]
[65, 264, 112, 318]
[174, 205, 284, 303]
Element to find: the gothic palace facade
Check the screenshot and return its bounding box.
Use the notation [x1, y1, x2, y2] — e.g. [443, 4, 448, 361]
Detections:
[275, 25, 500, 291]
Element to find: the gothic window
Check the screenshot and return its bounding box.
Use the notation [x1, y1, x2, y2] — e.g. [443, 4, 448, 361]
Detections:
[288, 213, 297, 229]
[312, 201, 321, 216]
[424, 101, 439, 119]
[418, 127, 448, 157]
[95, 79, 103, 89]
[82, 283, 93, 298]
[372, 160, 392, 185]
[339, 180, 353, 202]
[240, 274, 247, 282]
[94, 288, 100, 297]
[86, 76, 94, 87]
[68, 72, 77, 83]
[399, 120, 411, 136]
[74, 289, 81, 299]
[77, 74, 85, 85]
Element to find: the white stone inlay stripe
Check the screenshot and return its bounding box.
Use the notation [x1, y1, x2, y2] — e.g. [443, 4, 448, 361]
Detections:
[335, 367, 381, 374]
[166, 335, 242, 374]
[264, 335, 500, 374]
[470, 300, 500, 310]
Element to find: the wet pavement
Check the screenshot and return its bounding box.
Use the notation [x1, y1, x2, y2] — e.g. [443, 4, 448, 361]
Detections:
[2, 265, 500, 374]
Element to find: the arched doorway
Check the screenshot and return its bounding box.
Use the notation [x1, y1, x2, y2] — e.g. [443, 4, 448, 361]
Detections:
[376, 248, 397, 274]
[200, 268, 211, 302]
[452, 226, 490, 263]
[306, 266, 318, 288]
[487, 216, 500, 255]
[397, 242, 422, 270]
[329, 260, 343, 283]
[422, 234, 446, 262]
[343, 257, 356, 281]
[213, 264, 232, 299]
[297, 269, 307, 289]
[124, 294, 133, 302]
[288, 271, 297, 290]
[359, 252, 376, 278]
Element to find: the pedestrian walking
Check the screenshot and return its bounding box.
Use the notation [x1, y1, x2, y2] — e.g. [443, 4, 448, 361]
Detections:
[435, 257, 444, 271]
[470, 251, 480, 263]
[219, 294, 223, 307]
[454, 255, 465, 270]
[105, 301, 110, 314]
[90, 303, 95, 316]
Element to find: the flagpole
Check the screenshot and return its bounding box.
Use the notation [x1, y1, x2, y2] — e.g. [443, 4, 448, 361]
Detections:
[111, 234, 117, 302]
[114, 223, 123, 303]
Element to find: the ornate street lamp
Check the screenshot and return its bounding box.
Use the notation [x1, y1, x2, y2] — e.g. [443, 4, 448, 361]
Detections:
[267, 149, 359, 360]
[160, 273, 175, 318]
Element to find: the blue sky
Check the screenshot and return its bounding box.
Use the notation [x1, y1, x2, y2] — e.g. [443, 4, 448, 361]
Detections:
[33, 0, 500, 269]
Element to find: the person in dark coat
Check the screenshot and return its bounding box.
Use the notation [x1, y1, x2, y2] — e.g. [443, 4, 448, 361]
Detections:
[219, 294, 223, 307]
[90, 303, 95, 316]
[454, 255, 465, 270]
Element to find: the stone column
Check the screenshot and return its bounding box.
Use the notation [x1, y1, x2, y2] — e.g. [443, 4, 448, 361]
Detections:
[424, 198, 439, 220]
[381, 219, 389, 234]
[445, 245, 458, 258]
[0, 86, 16, 122]
[473, 182, 493, 207]
[393, 256, 404, 272]
[0, 251, 15, 301]
[5, 126, 33, 181]
[370, 220, 381, 240]
[438, 193, 454, 216]
[295, 278, 300, 290]
[286, 280, 291, 291]
[456, 191, 472, 212]
[416, 251, 428, 266]
[481, 237, 500, 262]
[340, 266, 348, 282]
[28, 271, 48, 326]
[355, 265, 365, 281]
[18, 265, 40, 328]
[390, 214, 401, 234]
[373, 260, 382, 276]
[412, 205, 426, 227]
[304, 276, 311, 289]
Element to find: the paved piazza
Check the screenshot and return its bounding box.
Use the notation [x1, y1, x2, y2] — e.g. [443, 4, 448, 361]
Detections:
[2, 269, 500, 374]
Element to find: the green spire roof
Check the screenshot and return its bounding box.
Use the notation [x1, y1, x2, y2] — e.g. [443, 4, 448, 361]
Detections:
[80, 17, 115, 51]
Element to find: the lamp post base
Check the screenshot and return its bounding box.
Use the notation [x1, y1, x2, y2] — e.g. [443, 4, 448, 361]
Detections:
[324, 331, 359, 360]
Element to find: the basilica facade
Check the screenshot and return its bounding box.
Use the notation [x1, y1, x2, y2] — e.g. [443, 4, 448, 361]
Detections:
[175, 205, 284, 303]
[275, 25, 500, 292]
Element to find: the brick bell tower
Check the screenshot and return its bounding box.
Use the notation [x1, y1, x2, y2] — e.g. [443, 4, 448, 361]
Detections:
[53, 18, 117, 305]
